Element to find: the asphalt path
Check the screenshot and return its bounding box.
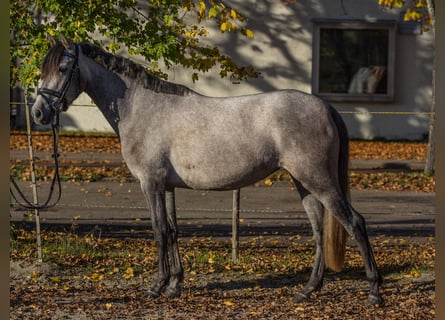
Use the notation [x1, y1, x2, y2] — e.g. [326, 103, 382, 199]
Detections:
[10, 180, 435, 241]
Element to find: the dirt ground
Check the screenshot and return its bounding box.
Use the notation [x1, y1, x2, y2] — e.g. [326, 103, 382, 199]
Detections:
[10, 237, 435, 320]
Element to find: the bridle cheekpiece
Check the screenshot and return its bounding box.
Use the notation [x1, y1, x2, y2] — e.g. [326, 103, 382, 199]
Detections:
[37, 44, 80, 125]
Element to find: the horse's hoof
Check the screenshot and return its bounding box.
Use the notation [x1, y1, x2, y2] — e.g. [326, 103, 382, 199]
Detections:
[163, 286, 182, 298]
[368, 294, 384, 306]
[147, 287, 162, 298]
[293, 292, 309, 303]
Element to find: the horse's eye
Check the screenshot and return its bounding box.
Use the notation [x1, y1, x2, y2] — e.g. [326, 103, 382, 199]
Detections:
[58, 65, 68, 73]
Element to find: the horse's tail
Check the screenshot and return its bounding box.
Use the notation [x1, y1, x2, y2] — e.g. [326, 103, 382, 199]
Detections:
[323, 105, 349, 272]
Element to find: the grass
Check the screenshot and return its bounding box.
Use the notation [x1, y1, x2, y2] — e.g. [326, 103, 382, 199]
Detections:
[10, 225, 434, 278]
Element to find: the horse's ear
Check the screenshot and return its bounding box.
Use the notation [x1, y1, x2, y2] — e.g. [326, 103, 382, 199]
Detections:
[47, 34, 57, 48]
[60, 34, 73, 51]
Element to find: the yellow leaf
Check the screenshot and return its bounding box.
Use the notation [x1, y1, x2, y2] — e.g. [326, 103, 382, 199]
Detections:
[410, 270, 420, 278]
[220, 22, 227, 32]
[295, 307, 305, 312]
[208, 252, 216, 264]
[199, 1, 206, 16]
[91, 272, 105, 280]
[245, 29, 254, 39]
[415, 0, 426, 8]
[264, 178, 273, 186]
[224, 300, 235, 306]
[124, 267, 134, 279]
[50, 276, 60, 283]
[395, 0, 404, 7]
[230, 9, 237, 20]
[105, 303, 112, 310]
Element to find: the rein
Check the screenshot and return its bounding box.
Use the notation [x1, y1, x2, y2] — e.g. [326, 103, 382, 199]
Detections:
[10, 122, 62, 210]
[10, 45, 79, 210]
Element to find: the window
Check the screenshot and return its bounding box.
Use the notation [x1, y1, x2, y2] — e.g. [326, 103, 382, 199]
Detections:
[312, 20, 396, 101]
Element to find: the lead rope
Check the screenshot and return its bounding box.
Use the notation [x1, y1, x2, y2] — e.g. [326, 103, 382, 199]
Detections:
[9, 92, 62, 210]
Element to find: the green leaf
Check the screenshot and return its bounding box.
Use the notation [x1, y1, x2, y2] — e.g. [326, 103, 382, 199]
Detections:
[10, 0, 259, 88]
[208, 7, 219, 19]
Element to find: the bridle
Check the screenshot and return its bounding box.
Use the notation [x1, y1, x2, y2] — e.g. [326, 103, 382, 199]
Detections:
[37, 44, 80, 125]
[9, 44, 80, 211]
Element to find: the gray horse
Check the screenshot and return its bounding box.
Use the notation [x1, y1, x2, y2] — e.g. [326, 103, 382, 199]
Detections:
[32, 35, 383, 305]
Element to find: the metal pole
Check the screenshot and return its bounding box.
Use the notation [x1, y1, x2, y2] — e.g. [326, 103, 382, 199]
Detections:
[24, 90, 43, 263]
[232, 189, 240, 262]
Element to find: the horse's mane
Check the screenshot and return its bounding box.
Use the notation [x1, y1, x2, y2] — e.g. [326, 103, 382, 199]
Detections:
[42, 41, 195, 96]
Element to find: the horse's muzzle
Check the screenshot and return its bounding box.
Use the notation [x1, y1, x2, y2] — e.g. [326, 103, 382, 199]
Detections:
[31, 102, 53, 125]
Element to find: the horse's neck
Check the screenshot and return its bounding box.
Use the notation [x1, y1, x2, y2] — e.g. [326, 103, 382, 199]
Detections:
[80, 56, 131, 135]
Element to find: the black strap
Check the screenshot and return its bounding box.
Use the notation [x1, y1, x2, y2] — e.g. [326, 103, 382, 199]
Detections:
[10, 123, 62, 210]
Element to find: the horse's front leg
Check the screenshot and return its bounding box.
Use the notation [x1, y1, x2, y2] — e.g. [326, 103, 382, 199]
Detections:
[141, 181, 170, 298]
[163, 189, 184, 297]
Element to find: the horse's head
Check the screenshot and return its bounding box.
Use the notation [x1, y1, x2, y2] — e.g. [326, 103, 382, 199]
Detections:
[32, 35, 82, 125]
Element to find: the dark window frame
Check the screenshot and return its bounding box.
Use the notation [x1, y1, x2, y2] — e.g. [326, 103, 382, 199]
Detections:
[312, 19, 396, 102]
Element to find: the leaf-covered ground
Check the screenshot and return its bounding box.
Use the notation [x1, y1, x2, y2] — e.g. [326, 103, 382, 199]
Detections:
[10, 228, 435, 319]
[9, 131, 435, 192]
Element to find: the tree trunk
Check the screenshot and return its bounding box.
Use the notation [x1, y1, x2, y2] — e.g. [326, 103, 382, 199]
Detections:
[424, 0, 435, 175]
[424, 96, 435, 175]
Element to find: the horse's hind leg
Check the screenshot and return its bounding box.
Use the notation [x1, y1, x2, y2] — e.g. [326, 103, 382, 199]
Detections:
[293, 180, 325, 302]
[321, 191, 383, 305]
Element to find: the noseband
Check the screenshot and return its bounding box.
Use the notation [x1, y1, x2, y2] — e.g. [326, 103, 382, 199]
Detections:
[37, 44, 79, 124]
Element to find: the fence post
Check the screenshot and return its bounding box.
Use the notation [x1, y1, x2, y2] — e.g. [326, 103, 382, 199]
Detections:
[24, 90, 43, 263]
[232, 189, 240, 262]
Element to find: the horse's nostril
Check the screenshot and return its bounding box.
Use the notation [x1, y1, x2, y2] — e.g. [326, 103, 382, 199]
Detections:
[33, 109, 43, 122]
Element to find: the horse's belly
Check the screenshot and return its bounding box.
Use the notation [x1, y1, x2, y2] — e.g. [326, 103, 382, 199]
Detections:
[169, 158, 278, 191]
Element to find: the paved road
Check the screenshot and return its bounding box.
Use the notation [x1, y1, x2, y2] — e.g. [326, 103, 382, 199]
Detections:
[10, 180, 435, 240]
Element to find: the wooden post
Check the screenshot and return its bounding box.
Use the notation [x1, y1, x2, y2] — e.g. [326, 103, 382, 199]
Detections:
[232, 189, 240, 262]
[24, 90, 43, 263]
